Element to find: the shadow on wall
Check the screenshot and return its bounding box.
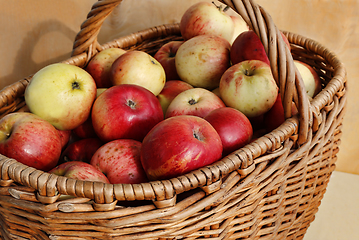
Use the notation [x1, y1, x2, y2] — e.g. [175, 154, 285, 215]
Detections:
[0, 20, 78, 90]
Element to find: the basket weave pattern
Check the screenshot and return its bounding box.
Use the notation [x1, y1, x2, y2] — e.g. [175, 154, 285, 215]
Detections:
[0, 0, 347, 239]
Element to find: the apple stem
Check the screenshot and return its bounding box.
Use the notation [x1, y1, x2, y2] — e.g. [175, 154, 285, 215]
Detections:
[72, 81, 80, 90]
[127, 99, 137, 109]
[193, 132, 200, 140]
[188, 99, 197, 105]
[212, 1, 230, 12]
[244, 69, 253, 76]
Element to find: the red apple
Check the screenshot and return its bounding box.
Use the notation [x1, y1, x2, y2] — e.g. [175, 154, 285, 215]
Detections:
[60, 138, 103, 164]
[248, 114, 265, 133]
[49, 161, 109, 183]
[180, 1, 234, 42]
[91, 84, 164, 142]
[90, 139, 148, 184]
[141, 115, 223, 180]
[294, 60, 321, 98]
[212, 87, 221, 98]
[165, 88, 226, 119]
[231, 30, 291, 65]
[175, 34, 231, 90]
[0, 112, 62, 171]
[219, 60, 278, 118]
[154, 41, 183, 81]
[204, 107, 253, 156]
[110, 50, 166, 96]
[263, 94, 298, 133]
[157, 80, 193, 115]
[57, 129, 71, 149]
[86, 48, 127, 88]
[72, 116, 97, 139]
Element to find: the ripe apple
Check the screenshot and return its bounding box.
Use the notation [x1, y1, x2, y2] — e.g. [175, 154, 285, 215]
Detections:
[90, 139, 148, 184]
[24, 63, 97, 131]
[141, 115, 223, 180]
[263, 93, 298, 133]
[165, 88, 226, 119]
[110, 50, 166, 96]
[91, 84, 164, 142]
[229, 15, 249, 45]
[154, 41, 183, 81]
[86, 47, 126, 88]
[49, 161, 109, 184]
[175, 34, 231, 90]
[96, 88, 108, 98]
[231, 30, 291, 65]
[0, 112, 62, 171]
[157, 80, 193, 115]
[294, 60, 322, 98]
[248, 114, 265, 133]
[60, 138, 103, 164]
[204, 107, 253, 156]
[180, 1, 234, 42]
[72, 115, 97, 139]
[57, 129, 71, 149]
[219, 60, 278, 118]
[212, 87, 221, 98]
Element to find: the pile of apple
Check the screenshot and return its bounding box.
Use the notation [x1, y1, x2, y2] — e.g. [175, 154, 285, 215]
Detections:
[0, 2, 321, 185]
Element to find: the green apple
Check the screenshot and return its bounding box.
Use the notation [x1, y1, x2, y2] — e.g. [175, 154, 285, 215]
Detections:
[294, 60, 322, 98]
[219, 60, 278, 118]
[25, 63, 97, 131]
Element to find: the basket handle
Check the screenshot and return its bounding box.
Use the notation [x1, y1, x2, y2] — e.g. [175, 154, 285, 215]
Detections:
[71, 0, 311, 144]
[71, 0, 121, 61]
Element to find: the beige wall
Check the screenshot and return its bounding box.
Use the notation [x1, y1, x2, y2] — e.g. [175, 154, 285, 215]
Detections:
[1, 0, 358, 174]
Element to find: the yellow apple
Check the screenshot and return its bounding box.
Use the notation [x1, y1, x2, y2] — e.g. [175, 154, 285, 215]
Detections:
[110, 50, 166, 96]
[25, 63, 97, 131]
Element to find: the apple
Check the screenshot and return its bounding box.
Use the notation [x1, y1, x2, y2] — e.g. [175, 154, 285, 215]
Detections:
[157, 80, 193, 115]
[180, 1, 234, 42]
[96, 88, 108, 98]
[86, 47, 126, 88]
[263, 93, 298, 133]
[49, 161, 109, 184]
[72, 115, 97, 139]
[231, 30, 291, 65]
[229, 15, 249, 45]
[0, 112, 62, 171]
[294, 60, 322, 98]
[57, 129, 71, 149]
[204, 107, 253, 156]
[219, 60, 278, 118]
[154, 41, 183, 81]
[24, 63, 97, 131]
[60, 138, 103, 164]
[91, 84, 164, 142]
[165, 88, 226, 119]
[212, 87, 221, 98]
[110, 50, 166, 96]
[175, 34, 231, 90]
[90, 139, 147, 184]
[140, 115, 223, 180]
[248, 114, 265, 133]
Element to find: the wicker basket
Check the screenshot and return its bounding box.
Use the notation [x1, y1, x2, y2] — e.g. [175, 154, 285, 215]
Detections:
[0, 0, 347, 239]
